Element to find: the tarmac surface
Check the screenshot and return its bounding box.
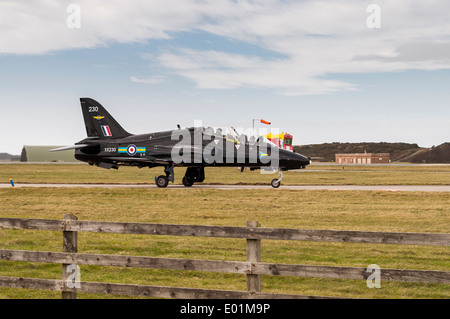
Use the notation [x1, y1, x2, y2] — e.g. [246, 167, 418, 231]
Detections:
[1, 183, 450, 192]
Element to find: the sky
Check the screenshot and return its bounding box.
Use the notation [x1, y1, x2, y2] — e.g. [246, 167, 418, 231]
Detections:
[1, 0, 449, 155]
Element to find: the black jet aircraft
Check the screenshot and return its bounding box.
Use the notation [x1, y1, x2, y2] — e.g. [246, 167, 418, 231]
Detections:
[51, 98, 310, 188]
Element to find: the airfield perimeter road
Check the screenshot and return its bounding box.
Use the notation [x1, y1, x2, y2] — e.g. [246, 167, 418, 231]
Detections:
[1, 183, 450, 192]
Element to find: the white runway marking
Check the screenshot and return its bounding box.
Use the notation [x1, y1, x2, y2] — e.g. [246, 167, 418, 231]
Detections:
[2, 183, 450, 192]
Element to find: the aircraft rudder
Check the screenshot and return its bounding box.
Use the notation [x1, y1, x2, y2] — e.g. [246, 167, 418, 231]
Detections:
[80, 98, 131, 139]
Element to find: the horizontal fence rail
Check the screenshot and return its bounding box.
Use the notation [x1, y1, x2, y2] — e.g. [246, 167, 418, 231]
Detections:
[1, 215, 449, 299]
[1, 217, 449, 246]
[0, 276, 325, 299]
[1, 249, 449, 284]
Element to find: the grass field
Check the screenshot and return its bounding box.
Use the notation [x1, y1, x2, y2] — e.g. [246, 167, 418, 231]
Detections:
[0, 164, 449, 299]
[2, 163, 450, 185]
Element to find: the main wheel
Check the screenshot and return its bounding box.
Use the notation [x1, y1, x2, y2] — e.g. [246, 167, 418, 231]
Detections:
[182, 176, 194, 187]
[271, 178, 281, 188]
[155, 175, 169, 188]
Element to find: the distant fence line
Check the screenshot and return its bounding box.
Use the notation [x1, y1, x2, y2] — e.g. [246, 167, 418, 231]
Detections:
[0, 215, 449, 299]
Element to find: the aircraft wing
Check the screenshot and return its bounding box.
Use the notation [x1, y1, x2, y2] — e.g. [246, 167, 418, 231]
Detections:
[102, 156, 173, 165]
[49, 144, 91, 152]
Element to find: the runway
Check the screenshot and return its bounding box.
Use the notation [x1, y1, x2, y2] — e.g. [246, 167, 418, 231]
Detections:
[2, 183, 450, 192]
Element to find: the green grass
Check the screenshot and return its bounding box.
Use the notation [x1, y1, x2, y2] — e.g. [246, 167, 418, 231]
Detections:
[2, 163, 450, 185]
[1, 185, 449, 299]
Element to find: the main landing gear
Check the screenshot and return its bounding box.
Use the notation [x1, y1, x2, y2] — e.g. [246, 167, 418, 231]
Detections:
[155, 166, 205, 188]
[270, 169, 284, 188]
[182, 167, 205, 187]
[155, 175, 169, 188]
[155, 165, 174, 188]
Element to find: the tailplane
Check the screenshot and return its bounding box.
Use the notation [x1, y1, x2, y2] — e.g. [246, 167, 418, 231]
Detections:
[80, 98, 131, 139]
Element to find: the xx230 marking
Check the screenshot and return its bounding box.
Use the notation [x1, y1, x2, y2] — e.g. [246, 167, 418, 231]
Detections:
[104, 147, 116, 152]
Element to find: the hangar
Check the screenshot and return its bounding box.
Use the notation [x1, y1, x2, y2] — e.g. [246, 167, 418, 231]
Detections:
[20, 145, 76, 162]
[335, 153, 390, 164]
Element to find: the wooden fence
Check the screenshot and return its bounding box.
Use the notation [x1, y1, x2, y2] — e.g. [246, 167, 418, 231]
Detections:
[0, 215, 449, 299]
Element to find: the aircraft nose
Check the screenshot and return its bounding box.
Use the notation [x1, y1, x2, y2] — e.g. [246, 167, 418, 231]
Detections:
[279, 149, 310, 169]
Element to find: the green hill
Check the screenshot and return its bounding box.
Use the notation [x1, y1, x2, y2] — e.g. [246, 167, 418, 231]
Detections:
[293, 142, 421, 162]
[399, 142, 450, 163]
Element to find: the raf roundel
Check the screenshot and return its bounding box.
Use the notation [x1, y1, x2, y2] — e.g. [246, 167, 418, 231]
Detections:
[127, 144, 137, 156]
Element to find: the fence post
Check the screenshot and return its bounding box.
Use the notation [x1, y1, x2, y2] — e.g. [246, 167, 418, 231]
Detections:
[246, 221, 261, 293]
[62, 214, 78, 299]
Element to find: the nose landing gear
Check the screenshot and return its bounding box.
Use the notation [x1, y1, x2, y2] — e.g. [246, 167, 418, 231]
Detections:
[270, 169, 283, 188]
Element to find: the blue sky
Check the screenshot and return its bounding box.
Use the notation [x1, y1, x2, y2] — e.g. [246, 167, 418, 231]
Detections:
[1, 0, 449, 154]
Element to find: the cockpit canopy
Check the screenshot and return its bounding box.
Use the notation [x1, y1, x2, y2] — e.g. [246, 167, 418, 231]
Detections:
[197, 126, 278, 148]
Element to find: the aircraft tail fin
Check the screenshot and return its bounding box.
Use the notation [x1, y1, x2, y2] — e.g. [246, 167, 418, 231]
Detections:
[80, 98, 131, 139]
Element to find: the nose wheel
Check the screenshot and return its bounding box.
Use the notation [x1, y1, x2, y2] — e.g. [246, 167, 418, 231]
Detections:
[270, 179, 281, 188]
[271, 169, 283, 188]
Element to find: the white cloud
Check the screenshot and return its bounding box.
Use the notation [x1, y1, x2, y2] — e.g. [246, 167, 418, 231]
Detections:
[130, 75, 165, 84]
[157, 48, 355, 95]
[0, 0, 234, 54]
[158, 0, 450, 95]
[1, 0, 450, 95]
